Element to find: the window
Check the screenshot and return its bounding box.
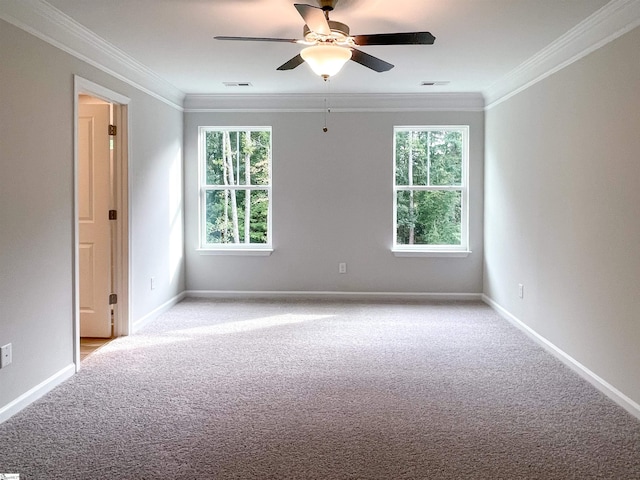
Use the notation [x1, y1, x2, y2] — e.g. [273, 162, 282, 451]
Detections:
[393, 126, 469, 256]
[199, 127, 272, 253]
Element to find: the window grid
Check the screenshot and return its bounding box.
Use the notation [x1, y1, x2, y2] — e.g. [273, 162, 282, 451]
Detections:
[393, 126, 469, 252]
[198, 127, 272, 250]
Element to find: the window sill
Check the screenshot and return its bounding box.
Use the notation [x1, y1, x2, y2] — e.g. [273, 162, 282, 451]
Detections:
[197, 248, 273, 257]
[392, 249, 471, 258]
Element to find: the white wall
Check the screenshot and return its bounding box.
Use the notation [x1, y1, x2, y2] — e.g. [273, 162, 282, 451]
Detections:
[184, 110, 484, 294]
[0, 20, 185, 411]
[129, 94, 185, 322]
[484, 26, 640, 405]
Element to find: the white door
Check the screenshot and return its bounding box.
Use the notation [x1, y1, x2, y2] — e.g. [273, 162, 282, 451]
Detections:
[78, 101, 112, 338]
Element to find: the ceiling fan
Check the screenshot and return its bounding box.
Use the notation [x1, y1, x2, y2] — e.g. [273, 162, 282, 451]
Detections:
[214, 0, 435, 79]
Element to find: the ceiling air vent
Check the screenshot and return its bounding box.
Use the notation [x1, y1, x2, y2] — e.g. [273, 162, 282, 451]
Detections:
[223, 82, 253, 87]
[420, 81, 450, 86]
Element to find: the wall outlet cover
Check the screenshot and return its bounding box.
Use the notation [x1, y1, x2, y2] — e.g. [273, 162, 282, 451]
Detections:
[0, 343, 12, 368]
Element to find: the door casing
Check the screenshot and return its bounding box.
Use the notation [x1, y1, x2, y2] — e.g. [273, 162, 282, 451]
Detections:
[73, 76, 131, 371]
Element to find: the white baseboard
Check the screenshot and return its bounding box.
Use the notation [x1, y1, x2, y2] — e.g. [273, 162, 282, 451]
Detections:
[185, 290, 483, 301]
[132, 291, 187, 333]
[0, 363, 75, 424]
[482, 294, 640, 421]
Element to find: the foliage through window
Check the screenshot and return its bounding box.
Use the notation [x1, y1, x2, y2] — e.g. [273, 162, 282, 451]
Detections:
[394, 126, 469, 252]
[199, 127, 271, 249]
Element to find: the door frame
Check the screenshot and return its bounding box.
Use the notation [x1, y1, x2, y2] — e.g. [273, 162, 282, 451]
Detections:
[73, 76, 131, 371]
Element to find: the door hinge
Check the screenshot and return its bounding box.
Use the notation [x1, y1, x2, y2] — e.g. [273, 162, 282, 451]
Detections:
[109, 210, 117, 220]
[108, 124, 117, 136]
[109, 293, 118, 305]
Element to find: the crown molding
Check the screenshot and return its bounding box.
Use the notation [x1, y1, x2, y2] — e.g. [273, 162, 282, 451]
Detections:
[484, 0, 640, 109]
[0, 0, 185, 110]
[184, 92, 485, 113]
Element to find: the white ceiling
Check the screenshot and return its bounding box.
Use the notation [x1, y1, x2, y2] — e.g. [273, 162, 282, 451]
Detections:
[41, 0, 612, 98]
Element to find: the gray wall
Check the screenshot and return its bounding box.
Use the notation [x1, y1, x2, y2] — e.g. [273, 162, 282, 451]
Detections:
[0, 20, 185, 409]
[484, 26, 640, 405]
[184, 110, 484, 294]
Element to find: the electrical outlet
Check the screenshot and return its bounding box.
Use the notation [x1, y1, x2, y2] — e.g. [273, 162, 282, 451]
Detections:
[518, 283, 524, 299]
[339, 262, 347, 274]
[1, 343, 12, 368]
[151, 277, 156, 290]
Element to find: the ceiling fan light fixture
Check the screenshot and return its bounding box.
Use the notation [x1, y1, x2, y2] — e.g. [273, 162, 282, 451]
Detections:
[301, 44, 352, 78]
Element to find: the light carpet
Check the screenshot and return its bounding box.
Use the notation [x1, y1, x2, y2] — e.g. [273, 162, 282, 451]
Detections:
[1, 298, 639, 479]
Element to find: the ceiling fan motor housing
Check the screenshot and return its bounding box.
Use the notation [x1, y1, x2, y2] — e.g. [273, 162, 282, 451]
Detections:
[303, 20, 350, 43]
[318, 0, 337, 11]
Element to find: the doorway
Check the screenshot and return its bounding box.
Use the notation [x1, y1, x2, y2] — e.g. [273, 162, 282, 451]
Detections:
[73, 76, 130, 370]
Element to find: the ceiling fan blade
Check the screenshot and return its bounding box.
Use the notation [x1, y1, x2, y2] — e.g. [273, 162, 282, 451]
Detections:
[277, 54, 305, 71]
[294, 4, 331, 35]
[214, 36, 299, 43]
[353, 32, 436, 46]
[350, 48, 394, 72]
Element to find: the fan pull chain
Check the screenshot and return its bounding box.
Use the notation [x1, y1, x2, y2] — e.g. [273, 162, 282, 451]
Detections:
[323, 98, 327, 132]
[323, 78, 331, 133]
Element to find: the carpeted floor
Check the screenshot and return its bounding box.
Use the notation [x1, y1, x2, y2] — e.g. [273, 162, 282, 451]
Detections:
[1, 298, 639, 479]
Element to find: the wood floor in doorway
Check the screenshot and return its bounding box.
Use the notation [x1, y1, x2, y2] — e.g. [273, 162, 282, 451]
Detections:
[80, 337, 113, 362]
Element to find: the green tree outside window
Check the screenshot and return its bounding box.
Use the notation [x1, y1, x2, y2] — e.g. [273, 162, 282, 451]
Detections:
[200, 128, 271, 247]
[394, 127, 468, 249]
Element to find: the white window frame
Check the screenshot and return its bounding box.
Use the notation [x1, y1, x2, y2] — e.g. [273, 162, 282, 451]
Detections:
[197, 126, 273, 256]
[392, 125, 470, 258]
